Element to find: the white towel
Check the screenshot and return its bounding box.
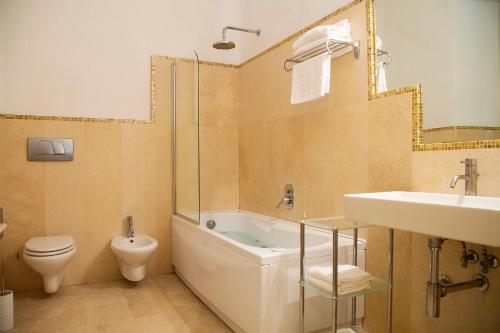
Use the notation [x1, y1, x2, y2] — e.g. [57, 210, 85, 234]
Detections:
[375, 35, 388, 93]
[291, 51, 331, 104]
[376, 62, 387, 93]
[290, 20, 352, 104]
[375, 35, 383, 50]
[309, 265, 372, 283]
[293, 20, 351, 51]
[307, 265, 373, 295]
[308, 276, 371, 295]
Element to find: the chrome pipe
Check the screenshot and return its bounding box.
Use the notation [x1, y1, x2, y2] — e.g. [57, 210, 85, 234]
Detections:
[332, 229, 339, 333]
[222, 26, 261, 38]
[426, 238, 444, 317]
[442, 275, 488, 295]
[351, 228, 358, 328]
[171, 63, 177, 215]
[387, 228, 394, 333]
[299, 222, 305, 333]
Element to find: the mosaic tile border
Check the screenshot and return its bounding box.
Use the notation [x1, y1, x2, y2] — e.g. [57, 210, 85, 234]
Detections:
[423, 125, 500, 133]
[151, 55, 237, 69]
[366, 0, 377, 99]
[236, 0, 364, 68]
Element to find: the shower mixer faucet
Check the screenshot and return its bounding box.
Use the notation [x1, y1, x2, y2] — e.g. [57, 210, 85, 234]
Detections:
[276, 184, 294, 209]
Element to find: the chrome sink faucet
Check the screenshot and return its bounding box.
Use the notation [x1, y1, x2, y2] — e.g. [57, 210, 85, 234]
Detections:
[127, 216, 135, 238]
[449, 158, 478, 196]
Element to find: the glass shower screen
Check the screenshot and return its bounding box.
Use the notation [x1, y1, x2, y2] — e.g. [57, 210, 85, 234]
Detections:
[173, 50, 200, 224]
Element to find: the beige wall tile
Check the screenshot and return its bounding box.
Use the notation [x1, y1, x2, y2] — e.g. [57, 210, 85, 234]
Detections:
[239, 115, 306, 222]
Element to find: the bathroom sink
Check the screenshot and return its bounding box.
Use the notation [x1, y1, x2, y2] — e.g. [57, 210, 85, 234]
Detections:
[344, 192, 500, 247]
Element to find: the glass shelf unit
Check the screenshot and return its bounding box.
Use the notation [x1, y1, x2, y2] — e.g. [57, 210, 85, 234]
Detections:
[300, 216, 371, 231]
[339, 327, 369, 333]
[313, 326, 369, 333]
[299, 216, 394, 333]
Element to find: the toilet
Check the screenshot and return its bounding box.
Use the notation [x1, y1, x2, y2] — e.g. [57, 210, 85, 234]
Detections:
[23, 235, 77, 293]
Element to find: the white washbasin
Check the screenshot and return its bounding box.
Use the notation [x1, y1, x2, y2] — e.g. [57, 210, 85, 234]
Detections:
[344, 191, 500, 247]
[0, 224, 6, 236]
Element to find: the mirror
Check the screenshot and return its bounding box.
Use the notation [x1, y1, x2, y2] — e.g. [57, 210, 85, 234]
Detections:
[373, 0, 500, 146]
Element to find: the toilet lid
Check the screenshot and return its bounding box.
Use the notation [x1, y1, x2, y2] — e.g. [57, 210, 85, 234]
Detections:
[24, 244, 75, 257]
[25, 235, 75, 253]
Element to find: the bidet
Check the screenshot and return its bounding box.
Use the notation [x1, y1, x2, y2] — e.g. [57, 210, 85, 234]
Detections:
[111, 234, 158, 281]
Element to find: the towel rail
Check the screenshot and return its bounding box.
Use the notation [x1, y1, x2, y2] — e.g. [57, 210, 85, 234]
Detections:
[283, 39, 360, 72]
[377, 48, 392, 66]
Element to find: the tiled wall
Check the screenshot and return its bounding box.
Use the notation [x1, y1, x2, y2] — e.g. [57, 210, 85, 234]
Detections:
[239, 2, 368, 223]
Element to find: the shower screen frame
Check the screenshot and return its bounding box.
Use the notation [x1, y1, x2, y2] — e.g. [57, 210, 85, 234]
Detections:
[172, 50, 201, 225]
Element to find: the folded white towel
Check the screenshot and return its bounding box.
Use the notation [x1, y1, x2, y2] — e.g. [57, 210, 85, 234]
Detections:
[291, 51, 331, 104]
[293, 19, 351, 51]
[290, 20, 352, 104]
[308, 276, 371, 295]
[308, 264, 373, 284]
[376, 35, 383, 50]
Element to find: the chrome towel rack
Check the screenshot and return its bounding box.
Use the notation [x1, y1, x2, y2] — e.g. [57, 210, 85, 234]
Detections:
[283, 39, 360, 72]
[377, 48, 392, 66]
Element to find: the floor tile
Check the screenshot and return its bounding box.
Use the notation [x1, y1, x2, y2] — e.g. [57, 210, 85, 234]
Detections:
[9, 273, 233, 333]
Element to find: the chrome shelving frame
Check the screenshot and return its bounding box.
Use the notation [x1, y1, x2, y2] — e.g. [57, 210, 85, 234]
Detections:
[283, 39, 360, 72]
[299, 217, 394, 333]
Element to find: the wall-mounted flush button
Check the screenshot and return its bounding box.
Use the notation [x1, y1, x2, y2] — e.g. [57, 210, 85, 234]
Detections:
[28, 138, 73, 161]
[37, 141, 55, 155]
[52, 141, 65, 155]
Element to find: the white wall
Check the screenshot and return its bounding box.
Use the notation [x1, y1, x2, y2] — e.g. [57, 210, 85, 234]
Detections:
[0, 0, 241, 120]
[239, 0, 350, 62]
[0, 0, 352, 120]
[376, 0, 500, 128]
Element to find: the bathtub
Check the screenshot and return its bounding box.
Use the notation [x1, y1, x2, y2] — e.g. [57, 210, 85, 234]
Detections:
[172, 210, 366, 333]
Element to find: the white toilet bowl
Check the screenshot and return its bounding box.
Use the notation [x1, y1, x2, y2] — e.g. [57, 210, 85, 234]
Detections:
[111, 234, 158, 282]
[23, 235, 76, 293]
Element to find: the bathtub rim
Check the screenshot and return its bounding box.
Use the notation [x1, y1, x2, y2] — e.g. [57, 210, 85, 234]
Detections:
[172, 209, 366, 266]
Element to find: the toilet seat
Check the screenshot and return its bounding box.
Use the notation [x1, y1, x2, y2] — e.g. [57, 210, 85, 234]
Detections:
[24, 244, 76, 257]
[24, 235, 75, 257]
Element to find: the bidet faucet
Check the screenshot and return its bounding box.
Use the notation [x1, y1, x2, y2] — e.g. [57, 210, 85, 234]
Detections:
[127, 216, 134, 238]
[449, 158, 478, 196]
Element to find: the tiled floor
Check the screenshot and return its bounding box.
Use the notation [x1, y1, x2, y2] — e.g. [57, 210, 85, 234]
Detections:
[9, 274, 233, 333]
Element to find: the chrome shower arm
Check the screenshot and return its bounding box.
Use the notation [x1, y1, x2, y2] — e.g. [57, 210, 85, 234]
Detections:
[222, 26, 260, 38]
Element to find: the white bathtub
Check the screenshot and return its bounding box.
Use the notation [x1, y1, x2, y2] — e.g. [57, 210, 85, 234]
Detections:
[172, 210, 366, 333]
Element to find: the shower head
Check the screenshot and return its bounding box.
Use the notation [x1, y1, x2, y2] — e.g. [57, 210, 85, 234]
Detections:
[212, 26, 260, 50]
[213, 38, 236, 50]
